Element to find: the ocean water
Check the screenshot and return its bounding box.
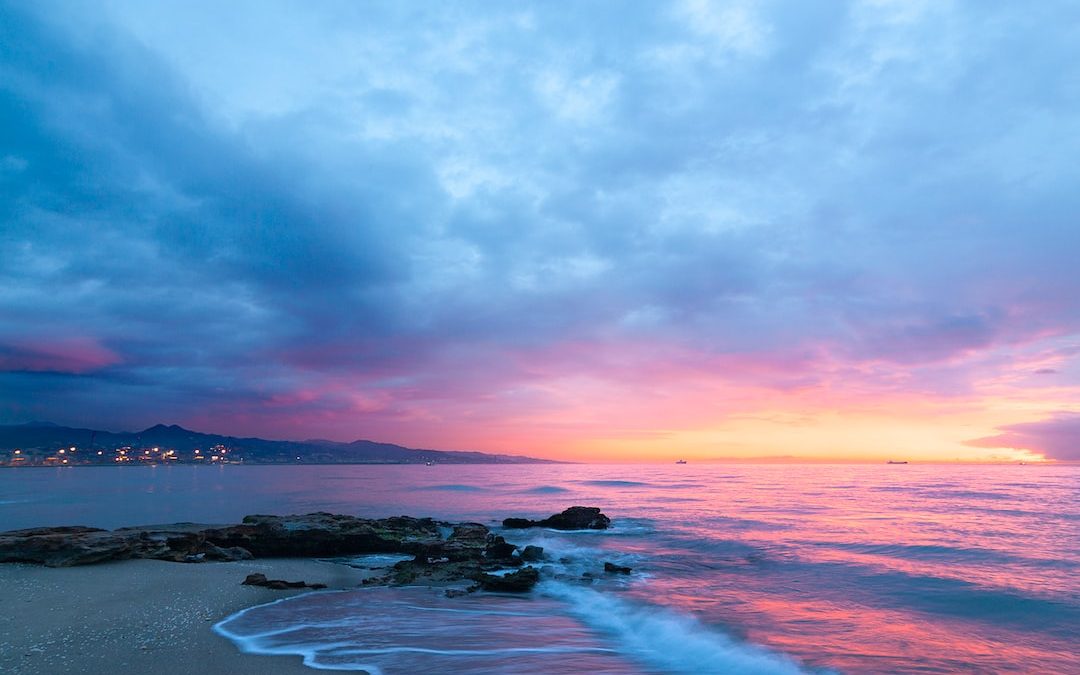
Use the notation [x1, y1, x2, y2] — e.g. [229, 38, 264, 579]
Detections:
[1, 463, 1077, 673]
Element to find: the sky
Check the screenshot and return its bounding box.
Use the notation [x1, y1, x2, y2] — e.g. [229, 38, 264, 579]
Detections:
[2, 0, 1079, 462]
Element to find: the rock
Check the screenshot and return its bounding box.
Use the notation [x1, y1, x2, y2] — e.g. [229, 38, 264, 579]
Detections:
[0, 509, 602, 599]
[223, 545, 254, 561]
[484, 535, 517, 561]
[241, 572, 326, 590]
[390, 565, 418, 585]
[520, 545, 545, 562]
[603, 562, 632, 574]
[430, 523, 491, 562]
[0, 514, 450, 566]
[444, 588, 471, 598]
[475, 567, 540, 592]
[448, 523, 489, 545]
[0, 526, 133, 567]
[501, 506, 611, 531]
[211, 513, 444, 558]
[543, 507, 610, 530]
[501, 518, 534, 529]
[200, 543, 253, 562]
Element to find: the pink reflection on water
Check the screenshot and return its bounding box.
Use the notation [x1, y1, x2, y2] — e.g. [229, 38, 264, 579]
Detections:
[3, 463, 1077, 674]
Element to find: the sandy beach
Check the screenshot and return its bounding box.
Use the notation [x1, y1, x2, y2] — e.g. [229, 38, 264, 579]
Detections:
[0, 558, 374, 675]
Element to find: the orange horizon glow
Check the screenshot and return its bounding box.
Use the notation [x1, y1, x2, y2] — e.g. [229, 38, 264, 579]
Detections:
[165, 332, 1080, 464]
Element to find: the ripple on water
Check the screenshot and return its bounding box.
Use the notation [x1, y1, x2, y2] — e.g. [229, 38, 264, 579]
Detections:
[521, 486, 571, 494]
[420, 484, 488, 492]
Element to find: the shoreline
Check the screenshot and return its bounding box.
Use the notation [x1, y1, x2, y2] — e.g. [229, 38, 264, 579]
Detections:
[0, 558, 375, 675]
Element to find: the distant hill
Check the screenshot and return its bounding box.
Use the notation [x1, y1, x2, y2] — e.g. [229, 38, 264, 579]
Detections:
[0, 423, 556, 465]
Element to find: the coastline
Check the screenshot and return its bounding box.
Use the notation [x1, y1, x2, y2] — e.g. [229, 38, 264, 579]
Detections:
[0, 558, 374, 675]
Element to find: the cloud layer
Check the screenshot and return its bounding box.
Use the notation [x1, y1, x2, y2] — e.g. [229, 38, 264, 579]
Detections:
[968, 413, 1080, 462]
[2, 1, 1078, 459]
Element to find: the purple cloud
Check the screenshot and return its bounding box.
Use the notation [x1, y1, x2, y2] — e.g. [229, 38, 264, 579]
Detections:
[967, 413, 1080, 461]
[1, 1, 1079, 451]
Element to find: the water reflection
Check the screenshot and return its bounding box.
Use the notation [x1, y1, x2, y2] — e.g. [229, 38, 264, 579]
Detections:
[3, 463, 1077, 673]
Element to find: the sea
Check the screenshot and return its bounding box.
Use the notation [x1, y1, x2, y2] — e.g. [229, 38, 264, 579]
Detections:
[1, 463, 1077, 674]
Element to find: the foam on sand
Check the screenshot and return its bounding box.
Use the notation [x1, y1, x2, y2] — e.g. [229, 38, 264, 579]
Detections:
[214, 582, 818, 674]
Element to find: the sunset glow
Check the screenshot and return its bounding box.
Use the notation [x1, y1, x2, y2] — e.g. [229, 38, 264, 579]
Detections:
[2, 1, 1078, 463]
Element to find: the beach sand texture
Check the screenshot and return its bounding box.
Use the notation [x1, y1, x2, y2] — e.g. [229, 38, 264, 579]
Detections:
[0, 558, 373, 674]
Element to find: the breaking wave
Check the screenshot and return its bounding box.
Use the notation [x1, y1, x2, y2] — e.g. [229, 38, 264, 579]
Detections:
[214, 583, 816, 675]
[539, 582, 816, 675]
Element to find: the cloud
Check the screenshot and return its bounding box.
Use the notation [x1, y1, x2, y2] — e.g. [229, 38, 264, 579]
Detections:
[967, 413, 1080, 461]
[1, 0, 1079, 454]
[0, 338, 122, 374]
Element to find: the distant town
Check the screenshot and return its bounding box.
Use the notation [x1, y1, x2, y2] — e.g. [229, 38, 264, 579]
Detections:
[6, 443, 241, 467]
[0, 423, 555, 467]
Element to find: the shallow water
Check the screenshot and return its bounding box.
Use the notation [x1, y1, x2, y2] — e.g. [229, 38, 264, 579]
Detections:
[2, 463, 1077, 673]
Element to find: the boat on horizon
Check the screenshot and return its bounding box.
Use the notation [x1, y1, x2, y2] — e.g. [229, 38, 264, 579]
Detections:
[886, 460, 908, 465]
[676, 459, 687, 464]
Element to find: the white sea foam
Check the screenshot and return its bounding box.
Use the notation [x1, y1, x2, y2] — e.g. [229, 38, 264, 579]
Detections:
[539, 582, 813, 675]
[214, 582, 818, 675]
[331, 553, 414, 569]
[214, 587, 638, 673]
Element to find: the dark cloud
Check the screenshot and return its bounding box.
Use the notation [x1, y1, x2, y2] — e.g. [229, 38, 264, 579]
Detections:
[1, 0, 1079, 447]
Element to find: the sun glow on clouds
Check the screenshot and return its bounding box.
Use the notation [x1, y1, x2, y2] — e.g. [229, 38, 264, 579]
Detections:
[2, 1, 1079, 462]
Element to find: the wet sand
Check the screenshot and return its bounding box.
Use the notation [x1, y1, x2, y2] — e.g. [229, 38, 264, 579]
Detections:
[0, 558, 374, 674]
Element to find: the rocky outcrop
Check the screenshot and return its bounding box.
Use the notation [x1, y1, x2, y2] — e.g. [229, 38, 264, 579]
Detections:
[241, 572, 326, 590]
[475, 567, 540, 592]
[484, 535, 519, 562]
[0, 526, 134, 567]
[0, 513, 443, 567]
[502, 506, 611, 530]
[603, 561, 632, 574]
[0, 508, 605, 595]
[201, 513, 443, 558]
[520, 545, 545, 562]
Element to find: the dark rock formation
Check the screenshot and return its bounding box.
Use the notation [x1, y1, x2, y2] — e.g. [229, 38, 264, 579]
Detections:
[0, 509, 595, 595]
[604, 561, 632, 574]
[241, 572, 326, 590]
[0, 513, 443, 567]
[501, 518, 533, 529]
[502, 506, 611, 530]
[432, 523, 490, 562]
[475, 567, 540, 592]
[484, 535, 518, 561]
[208, 513, 443, 558]
[0, 526, 133, 567]
[520, 545, 545, 562]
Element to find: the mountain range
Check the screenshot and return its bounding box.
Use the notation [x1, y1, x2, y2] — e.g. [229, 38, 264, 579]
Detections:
[0, 422, 555, 464]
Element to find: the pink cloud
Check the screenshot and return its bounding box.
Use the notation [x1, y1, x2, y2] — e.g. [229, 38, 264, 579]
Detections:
[0, 338, 122, 374]
[966, 412, 1080, 461]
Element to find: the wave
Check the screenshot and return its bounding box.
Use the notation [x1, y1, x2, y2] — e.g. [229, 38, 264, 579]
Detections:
[521, 486, 571, 494]
[214, 583, 817, 675]
[539, 582, 816, 674]
[579, 480, 708, 490]
[214, 587, 642, 673]
[420, 484, 487, 492]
